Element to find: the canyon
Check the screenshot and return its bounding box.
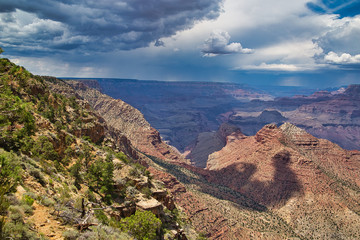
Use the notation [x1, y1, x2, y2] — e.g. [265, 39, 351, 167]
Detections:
[1, 57, 359, 239]
[71, 78, 360, 239]
[74, 78, 360, 168]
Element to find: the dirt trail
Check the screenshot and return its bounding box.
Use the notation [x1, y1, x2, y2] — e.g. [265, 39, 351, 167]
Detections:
[28, 202, 65, 240]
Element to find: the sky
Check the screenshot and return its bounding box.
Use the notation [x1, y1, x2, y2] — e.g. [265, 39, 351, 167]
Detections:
[0, 0, 359, 88]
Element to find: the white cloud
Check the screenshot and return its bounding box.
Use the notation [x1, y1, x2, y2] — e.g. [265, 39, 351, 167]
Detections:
[201, 30, 253, 57]
[233, 39, 324, 71]
[324, 51, 360, 64]
[238, 63, 302, 72]
[314, 15, 360, 55]
[8, 56, 106, 77]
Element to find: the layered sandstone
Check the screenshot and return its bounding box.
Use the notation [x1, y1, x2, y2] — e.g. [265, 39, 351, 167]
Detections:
[204, 123, 360, 239]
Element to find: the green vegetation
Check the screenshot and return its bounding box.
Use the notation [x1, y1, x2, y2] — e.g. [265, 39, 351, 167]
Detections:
[86, 157, 114, 203]
[0, 55, 187, 239]
[0, 83, 36, 151]
[119, 210, 161, 240]
[0, 151, 24, 239]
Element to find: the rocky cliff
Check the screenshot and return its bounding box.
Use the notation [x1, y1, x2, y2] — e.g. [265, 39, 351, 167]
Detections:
[67, 80, 184, 162]
[203, 123, 360, 239]
[287, 84, 360, 150]
[186, 123, 242, 168]
[229, 85, 360, 151]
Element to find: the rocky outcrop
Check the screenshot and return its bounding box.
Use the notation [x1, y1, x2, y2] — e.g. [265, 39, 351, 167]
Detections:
[228, 110, 287, 136]
[286, 85, 360, 150]
[203, 123, 360, 239]
[186, 123, 243, 168]
[147, 166, 233, 239]
[344, 84, 360, 98]
[136, 199, 163, 217]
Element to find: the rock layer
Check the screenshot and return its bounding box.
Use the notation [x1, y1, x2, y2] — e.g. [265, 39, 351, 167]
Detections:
[203, 123, 360, 239]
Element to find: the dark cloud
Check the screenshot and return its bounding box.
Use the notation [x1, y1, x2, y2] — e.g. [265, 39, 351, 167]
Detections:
[154, 39, 165, 47]
[0, 0, 223, 54]
[306, 0, 360, 18]
[201, 30, 253, 57]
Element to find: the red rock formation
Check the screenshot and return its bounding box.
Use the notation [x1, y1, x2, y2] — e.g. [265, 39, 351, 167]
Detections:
[148, 166, 234, 239]
[186, 123, 243, 168]
[201, 123, 360, 239]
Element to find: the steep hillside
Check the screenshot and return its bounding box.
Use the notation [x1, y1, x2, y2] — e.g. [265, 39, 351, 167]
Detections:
[63, 78, 360, 239]
[0, 57, 198, 240]
[65, 80, 185, 162]
[3, 56, 297, 240]
[203, 123, 360, 239]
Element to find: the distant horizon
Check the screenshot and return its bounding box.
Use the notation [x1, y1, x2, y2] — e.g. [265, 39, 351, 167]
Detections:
[62, 76, 353, 98]
[60, 76, 352, 89]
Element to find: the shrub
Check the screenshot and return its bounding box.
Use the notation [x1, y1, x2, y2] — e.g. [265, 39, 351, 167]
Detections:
[141, 187, 152, 199]
[65, 135, 75, 146]
[94, 209, 109, 225]
[82, 136, 92, 143]
[22, 204, 34, 215]
[115, 152, 130, 164]
[86, 158, 114, 203]
[126, 186, 138, 200]
[32, 136, 59, 161]
[70, 160, 83, 189]
[120, 210, 161, 240]
[63, 229, 80, 240]
[8, 205, 24, 223]
[22, 195, 35, 206]
[0, 92, 35, 151]
[0, 151, 21, 238]
[39, 196, 55, 207]
[29, 168, 46, 186]
[3, 221, 38, 240]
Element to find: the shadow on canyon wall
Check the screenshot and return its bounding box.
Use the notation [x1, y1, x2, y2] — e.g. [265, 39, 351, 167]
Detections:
[149, 150, 302, 211]
[204, 150, 303, 207]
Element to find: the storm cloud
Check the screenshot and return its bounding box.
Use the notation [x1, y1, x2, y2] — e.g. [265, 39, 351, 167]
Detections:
[1, 0, 359, 88]
[0, 0, 224, 54]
